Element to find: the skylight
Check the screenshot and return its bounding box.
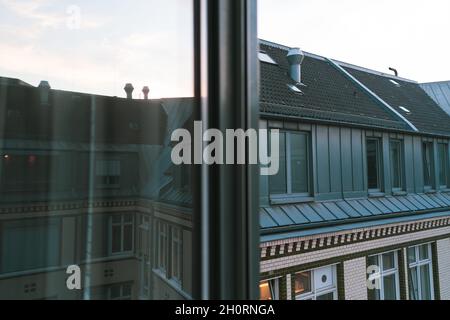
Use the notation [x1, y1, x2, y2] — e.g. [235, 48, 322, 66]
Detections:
[287, 84, 303, 94]
[259, 52, 277, 65]
[399, 106, 411, 114]
[389, 79, 401, 87]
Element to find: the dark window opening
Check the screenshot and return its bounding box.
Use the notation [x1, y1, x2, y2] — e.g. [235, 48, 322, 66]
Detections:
[367, 139, 382, 191]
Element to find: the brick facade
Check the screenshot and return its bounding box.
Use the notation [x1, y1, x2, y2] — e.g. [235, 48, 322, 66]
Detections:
[437, 238, 450, 300]
[343, 258, 368, 300]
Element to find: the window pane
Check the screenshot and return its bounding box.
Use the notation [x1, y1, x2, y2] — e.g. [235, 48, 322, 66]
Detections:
[382, 252, 395, 271]
[423, 143, 433, 187]
[270, 132, 287, 194]
[0, 0, 200, 300]
[390, 141, 402, 189]
[316, 292, 335, 300]
[368, 287, 381, 300]
[438, 144, 448, 187]
[419, 245, 430, 261]
[408, 247, 417, 264]
[367, 139, 380, 190]
[291, 133, 309, 194]
[259, 281, 273, 300]
[123, 225, 133, 252]
[383, 274, 398, 300]
[409, 267, 419, 300]
[420, 265, 432, 300]
[368, 255, 379, 268]
[295, 271, 312, 296]
[111, 225, 122, 253]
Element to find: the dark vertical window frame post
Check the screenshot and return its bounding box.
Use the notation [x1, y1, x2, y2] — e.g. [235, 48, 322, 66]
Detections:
[196, 0, 259, 299]
[431, 242, 441, 300]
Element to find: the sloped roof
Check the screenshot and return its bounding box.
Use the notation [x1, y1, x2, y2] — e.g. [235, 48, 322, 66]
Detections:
[261, 192, 450, 232]
[421, 81, 450, 117]
[260, 41, 410, 131]
[344, 67, 450, 136]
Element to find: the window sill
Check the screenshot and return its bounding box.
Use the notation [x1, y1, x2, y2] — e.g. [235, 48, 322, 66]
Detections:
[392, 191, 408, 196]
[368, 192, 385, 198]
[270, 195, 314, 205]
[424, 189, 437, 194]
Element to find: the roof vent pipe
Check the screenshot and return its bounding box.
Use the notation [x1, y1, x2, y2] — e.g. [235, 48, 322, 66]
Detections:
[389, 67, 398, 77]
[142, 86, 149, 100]
[124, 83, 134, 99]
[38, 80, 51, 106]
[287, 48, 305, 84]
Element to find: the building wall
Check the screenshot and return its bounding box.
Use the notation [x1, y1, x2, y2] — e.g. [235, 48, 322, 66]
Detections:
[259, 119, 450, 205]
[437, 238, 450, 300]
[343, 258, 368, 300]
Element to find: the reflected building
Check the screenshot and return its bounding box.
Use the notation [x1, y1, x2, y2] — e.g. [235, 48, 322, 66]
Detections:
[0, 76, 194, 300]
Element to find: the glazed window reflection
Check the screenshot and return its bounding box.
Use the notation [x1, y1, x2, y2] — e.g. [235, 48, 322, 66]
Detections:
[0, 0, 195, 300]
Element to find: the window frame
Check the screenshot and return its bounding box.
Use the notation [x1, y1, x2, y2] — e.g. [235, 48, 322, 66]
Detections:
[366, 138, 383, 193]
[389, 139, 405, 192]
[367, 250, 401, 300]
[170, 226, 183, 285]
[269, 130, 312, 202]
[408, 244, 435, 300]
[294, 265, 338, 301]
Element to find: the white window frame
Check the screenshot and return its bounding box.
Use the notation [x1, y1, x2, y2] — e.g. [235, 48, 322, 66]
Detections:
[259, 277, 280, 300]
[295, 265, 338, 301]
[408, 244, 435, 300]
[367, 250, 401, 300]
[109, 214, 134, 255]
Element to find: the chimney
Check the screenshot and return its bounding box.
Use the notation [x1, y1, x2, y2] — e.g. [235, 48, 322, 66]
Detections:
[38, 80, 51, 105]
[142, 86, 150, 100]
[124, 83, 134, 99]
[287, 48, 305, 84]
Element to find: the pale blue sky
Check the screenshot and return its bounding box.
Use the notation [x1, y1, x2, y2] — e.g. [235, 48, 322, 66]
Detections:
[259, 0, 450, 83]
[0, 1, 448, 99]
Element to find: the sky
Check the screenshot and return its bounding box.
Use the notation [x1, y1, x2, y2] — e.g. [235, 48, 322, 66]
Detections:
[258, 0, 450, 83]
[0, 0, 194, 98]
[0, 1, 448, 99]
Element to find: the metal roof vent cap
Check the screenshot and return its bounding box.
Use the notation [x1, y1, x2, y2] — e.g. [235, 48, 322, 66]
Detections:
[38, 80, 51, 106]
[124, 83, 134, 100]
[287, 48, 305, 84]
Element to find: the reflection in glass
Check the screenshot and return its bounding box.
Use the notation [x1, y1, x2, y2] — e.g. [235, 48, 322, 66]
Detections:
[0, 0, 195, 300]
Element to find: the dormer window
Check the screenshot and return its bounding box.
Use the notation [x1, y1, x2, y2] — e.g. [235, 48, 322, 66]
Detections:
[259, 51, 277, 65]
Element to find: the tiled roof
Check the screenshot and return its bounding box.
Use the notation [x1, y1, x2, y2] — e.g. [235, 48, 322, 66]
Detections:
[344, 68, 450, 136]
[421, 81, 450, 117]
[260, 192, 450, 231]
[260, 42, 410, 131]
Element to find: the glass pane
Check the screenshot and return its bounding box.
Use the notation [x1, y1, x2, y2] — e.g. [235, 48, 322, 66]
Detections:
[0, 0, 197, 300]
[368, 255, 379, 268]
[409, 267, 419, 300]
[390, 141, 402, 189]
[316, 292, 335, 300]
[383, 274, 398, 300]
[291, 133, 309, 194]
[295, 271, 312, 296]
[111, 225, 122, 253]
[423, 143, 433, 187]
[259, 281, 273, 300]
[420, 265, 432, 300]
[408, 247, 417, 265]
[382, 252, 396, 271]
[368, 287, 381, 301]
[438, 144, 448, 187]
[270, 132, 287, 194]
[367, 139, 380, 190]
[419, 245, 430, 261]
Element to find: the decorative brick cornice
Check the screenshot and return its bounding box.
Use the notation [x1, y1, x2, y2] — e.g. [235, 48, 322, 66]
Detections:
[261, 216, 450, 260]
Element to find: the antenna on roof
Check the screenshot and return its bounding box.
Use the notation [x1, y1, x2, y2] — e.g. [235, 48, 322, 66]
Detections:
[389, 67, 398, 77]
